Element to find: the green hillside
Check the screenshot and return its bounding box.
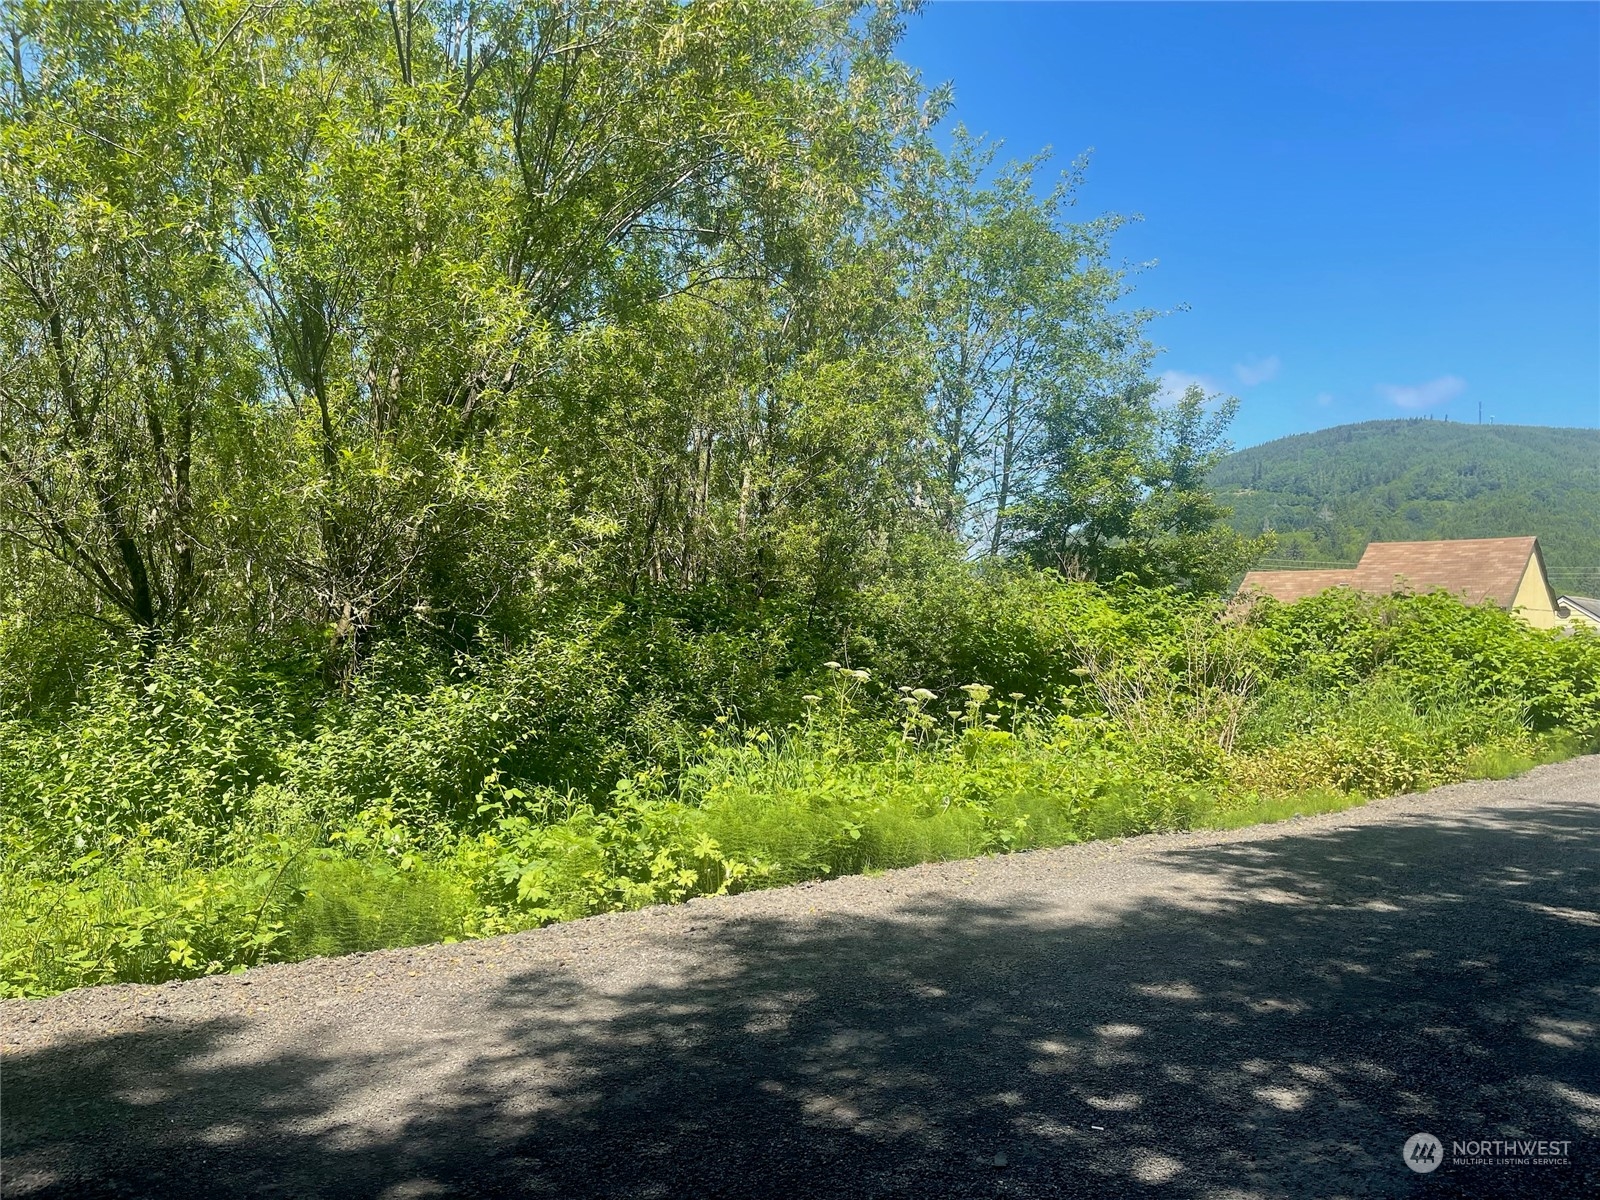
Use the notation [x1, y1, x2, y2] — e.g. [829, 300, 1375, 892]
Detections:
[1211, 420, 1600, 595]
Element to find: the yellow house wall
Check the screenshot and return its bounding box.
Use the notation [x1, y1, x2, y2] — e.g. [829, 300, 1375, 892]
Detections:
[1512, 559, 1561, 628]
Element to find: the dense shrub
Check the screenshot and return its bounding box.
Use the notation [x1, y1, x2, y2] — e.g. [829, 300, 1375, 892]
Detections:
[3, 575, 1595, 997]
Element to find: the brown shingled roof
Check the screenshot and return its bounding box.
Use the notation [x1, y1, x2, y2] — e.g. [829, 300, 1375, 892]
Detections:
[1237, 568, 1355, 604]
[1348, 536, 1537, 607]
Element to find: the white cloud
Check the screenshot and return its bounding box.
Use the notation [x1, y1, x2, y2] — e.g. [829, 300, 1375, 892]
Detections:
[1378, 375, 1466, 410]
[1156, 369, 1224, 407]
[1234, 355, 1281, 386]
[1314, 391, 1335, 407]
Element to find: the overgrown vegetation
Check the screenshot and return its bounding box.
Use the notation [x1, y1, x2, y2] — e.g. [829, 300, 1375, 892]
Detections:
[4, 581, 1595, 997]
[3, 3, 1595, 998]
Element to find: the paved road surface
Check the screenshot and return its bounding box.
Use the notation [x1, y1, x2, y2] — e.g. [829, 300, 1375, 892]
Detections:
[4, 758, 1599, 1198]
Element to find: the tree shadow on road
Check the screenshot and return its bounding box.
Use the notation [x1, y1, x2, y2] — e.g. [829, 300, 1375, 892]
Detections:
[6, 798, 1598, 1199]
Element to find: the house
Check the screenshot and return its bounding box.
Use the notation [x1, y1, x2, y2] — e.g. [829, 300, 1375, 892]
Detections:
[1238, 536, 1566, 628]
[1557, 595, 1600, 630]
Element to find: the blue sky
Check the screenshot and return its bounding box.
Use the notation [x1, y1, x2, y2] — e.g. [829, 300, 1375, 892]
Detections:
[896, 2, 1600, 447]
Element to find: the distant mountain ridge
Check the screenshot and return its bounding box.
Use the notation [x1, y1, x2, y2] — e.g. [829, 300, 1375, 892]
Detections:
[1210, 419, 1600, 595]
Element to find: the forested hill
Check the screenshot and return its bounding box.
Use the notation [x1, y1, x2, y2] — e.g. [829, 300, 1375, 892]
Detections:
[1211, 420, 1600, 594]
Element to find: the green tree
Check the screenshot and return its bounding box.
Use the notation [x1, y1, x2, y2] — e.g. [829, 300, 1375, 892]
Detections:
[0, 0, 260, 633]
[892, 128, 1152, 554]
[1, 0, 933, 648]
[1017, 381, 1266, 590]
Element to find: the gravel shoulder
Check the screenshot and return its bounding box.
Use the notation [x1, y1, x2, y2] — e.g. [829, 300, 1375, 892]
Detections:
[5, 758, 1599, 1198]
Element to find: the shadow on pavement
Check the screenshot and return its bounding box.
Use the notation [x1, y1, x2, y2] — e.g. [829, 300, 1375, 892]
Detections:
[5, 797, 1598, 1198]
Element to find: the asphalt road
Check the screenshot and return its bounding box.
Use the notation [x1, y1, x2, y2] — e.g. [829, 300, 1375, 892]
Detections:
[4, 757, 1598, 1199]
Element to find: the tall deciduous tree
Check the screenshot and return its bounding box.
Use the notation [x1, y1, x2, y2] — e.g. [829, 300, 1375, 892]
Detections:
[0, 1, 259, 632]
[2, 0, 933, 644]
[894, 128, 1152, 553]
[1017, 382, 1268, 590]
